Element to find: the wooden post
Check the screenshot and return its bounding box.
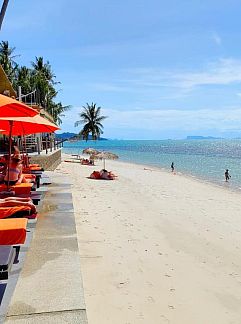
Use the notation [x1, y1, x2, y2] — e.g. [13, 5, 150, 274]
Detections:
[37, 137, 40, 155]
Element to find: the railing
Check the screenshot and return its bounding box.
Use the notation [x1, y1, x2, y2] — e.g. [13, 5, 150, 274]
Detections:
[41, 138, 66, 154]
[0, 138, 66, 155]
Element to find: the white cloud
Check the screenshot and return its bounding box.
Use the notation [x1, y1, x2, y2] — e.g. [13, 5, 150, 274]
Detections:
[85, 58, 241, 98]
[211, 32, 222, 46]
[102, 108, 241, 132]
[59, 106, 241, 135]
[127, 58, 241, 91]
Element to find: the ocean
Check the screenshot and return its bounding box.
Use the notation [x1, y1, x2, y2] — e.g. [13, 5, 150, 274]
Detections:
[63, 139, 241, 191]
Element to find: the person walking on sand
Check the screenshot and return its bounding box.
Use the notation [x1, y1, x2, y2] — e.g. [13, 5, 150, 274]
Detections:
[225, 169, 231, 182]
[171, 162, 174, 173]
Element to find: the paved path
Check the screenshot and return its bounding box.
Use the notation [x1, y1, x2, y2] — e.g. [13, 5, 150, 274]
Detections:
[3, 172, 88, 323]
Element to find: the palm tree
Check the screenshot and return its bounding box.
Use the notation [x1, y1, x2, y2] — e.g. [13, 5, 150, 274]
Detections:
[0, 41, 19, 81]
[31, 56, 56, 83]
[13, 66, 33, 94]
[31, 57, 58, 108]
[49, 101, 72, 125]
[75, 103, 107, 141]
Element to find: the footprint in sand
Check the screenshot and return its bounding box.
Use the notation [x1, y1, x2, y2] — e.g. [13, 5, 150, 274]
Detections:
[147, 296, 155, 303]
[137, 312, 145, 319]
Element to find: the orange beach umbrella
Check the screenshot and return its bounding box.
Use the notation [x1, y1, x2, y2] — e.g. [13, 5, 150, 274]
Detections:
[0, 94, 38, 117]
[0, 114, 60, 135]
[0, 114, 59, 188]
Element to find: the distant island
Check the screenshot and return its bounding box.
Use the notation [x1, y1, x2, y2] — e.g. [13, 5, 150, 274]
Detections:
[186, 136, 223, 140]
[56, 132, 108, 141]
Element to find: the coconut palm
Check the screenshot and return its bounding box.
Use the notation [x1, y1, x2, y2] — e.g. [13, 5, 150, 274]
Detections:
[0, 42, 71, 124]
[75, 103, 107, 141]
[0, 40, 19, 81]
[31, 57, 58, 108]
[49, 101, 72, 125]
[31, 56, 56, 83]
[13, 66, 33, 94]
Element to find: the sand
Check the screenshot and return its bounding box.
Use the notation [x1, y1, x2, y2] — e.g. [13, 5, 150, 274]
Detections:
[58, 154, 241, 324]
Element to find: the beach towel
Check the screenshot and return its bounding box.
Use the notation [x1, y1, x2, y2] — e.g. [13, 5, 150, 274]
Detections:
[0, 218, 28, 244]
[0, 183, 33, 195]
[23, 174, 36, 183]
[0, 206, 31, 219]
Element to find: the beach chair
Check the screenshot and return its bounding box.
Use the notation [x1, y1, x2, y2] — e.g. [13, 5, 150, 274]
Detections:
[0, 218, 28, 264]
[0, 218, 28, 245]
[0, 183, 33, 195]
[0, 283, 7, 305]
[0, 219, 28, 304]
[0, 206, 37, 219]
[0, 246, 16, 280]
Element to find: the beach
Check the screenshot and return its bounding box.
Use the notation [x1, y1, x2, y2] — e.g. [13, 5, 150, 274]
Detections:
[60, 154, 241, 324]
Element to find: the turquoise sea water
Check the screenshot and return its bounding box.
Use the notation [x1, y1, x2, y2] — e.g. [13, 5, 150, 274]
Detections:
[63, 139, 241, 191]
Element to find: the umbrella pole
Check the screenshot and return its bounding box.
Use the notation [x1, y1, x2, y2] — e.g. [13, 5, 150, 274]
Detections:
[23, 135, 28, 167]
[7, 120, 13, 190]
[104, 158, 105, 170]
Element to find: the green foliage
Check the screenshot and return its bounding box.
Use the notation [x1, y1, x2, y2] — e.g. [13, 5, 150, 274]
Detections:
[0, 41, 19, 82]
[75, 103, 107, 141]
[0, 41, 71, 125]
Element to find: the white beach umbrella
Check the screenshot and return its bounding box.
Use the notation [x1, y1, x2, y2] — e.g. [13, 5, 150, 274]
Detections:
[82, 148, 100, 155]
[93, 151, 119, 169]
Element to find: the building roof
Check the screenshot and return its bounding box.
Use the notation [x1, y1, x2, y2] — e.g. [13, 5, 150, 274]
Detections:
[0, 65, 17, 97]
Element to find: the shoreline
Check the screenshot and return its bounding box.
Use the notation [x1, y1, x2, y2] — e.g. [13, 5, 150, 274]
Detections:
[60, 153, 241, 323]
[77, 152, 241, 196]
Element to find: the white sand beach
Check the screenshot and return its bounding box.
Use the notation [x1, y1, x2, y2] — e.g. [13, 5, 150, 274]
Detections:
[58, 154, 241, 324]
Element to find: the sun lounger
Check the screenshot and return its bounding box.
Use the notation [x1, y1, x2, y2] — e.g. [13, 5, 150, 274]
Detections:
[0, 283, 7, 305]
[0, 183, 33, 195]
[0, 246, 16, 280]
[0, 219, 28, 303]
[23, 174, 36, 183]
[0, 206, 33, 219]
[0, 218, 28, 245]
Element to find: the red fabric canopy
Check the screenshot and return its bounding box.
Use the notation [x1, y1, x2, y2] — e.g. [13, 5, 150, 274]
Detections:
[0, 114, 60, 135]
[0, 94, 38, 117]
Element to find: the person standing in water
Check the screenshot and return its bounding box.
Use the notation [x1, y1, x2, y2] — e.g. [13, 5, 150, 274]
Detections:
[225, 169, 231, 182]
[171, 162, 174, 172]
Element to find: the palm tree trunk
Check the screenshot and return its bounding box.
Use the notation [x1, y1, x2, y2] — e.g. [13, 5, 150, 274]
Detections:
[0, 0, 9, 31]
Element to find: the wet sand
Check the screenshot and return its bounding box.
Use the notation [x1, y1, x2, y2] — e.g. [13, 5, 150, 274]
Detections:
[59, 154, 241, 324]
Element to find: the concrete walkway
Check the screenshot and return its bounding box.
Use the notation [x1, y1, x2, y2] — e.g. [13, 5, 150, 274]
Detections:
[4, 172, 88, 323]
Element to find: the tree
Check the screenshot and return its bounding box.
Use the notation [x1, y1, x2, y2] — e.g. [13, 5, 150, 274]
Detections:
[49, 101, 71, 125]
[75, 103, 107, 141]
[31, 56, 57, 108]
[13, 66, 33, 94]
[0, 42, 71, 125]
[0, 40, 19, 81]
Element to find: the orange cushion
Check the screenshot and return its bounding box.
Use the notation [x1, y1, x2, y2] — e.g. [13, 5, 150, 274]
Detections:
[0, 206, 31, 219]
[23, 174, 36, 183]
[0, 183, 33, 194]
[0, 218, 27, 244]
[29, 166, 42, 171]
[23, 174, 36, 179]
[12, 183, 33, 195]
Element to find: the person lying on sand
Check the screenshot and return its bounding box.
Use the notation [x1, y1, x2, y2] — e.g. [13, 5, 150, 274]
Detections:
[90, 169, 117, 180]
[82, 159, 94, 166]
[0, 197, 36, 213]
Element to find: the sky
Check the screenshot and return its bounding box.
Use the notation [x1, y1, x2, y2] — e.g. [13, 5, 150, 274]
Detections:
[2, 0, 241, 139]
